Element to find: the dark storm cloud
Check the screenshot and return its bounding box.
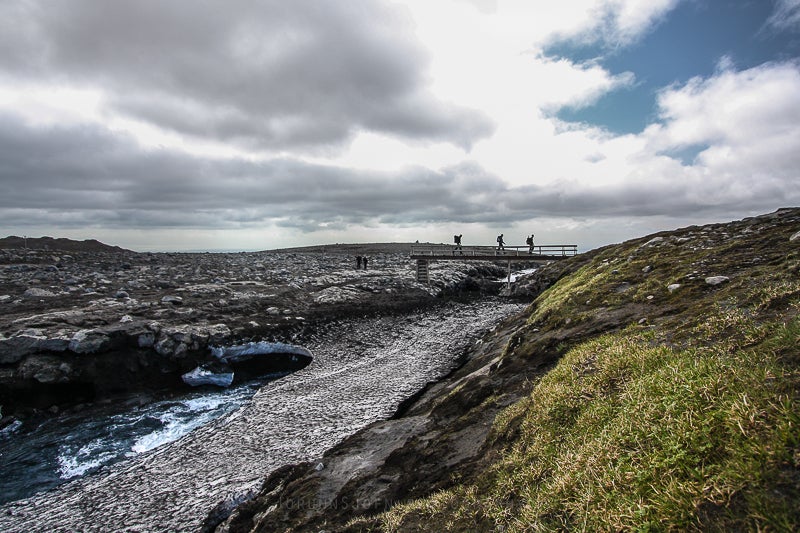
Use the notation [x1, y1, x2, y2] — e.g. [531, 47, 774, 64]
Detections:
[0, 114, 498, 230]
[0, 114, 790, 233]
[0, 0, 493, 150]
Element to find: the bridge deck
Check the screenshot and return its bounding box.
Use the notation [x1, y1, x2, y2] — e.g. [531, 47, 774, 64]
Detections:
[410, 244, 577, 261]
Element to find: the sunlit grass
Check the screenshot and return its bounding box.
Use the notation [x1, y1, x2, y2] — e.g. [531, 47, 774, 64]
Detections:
[376, 297, 800, 532]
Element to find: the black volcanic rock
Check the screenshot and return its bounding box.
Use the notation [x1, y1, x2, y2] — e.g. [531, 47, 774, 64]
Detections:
[0, 244, 507, 415]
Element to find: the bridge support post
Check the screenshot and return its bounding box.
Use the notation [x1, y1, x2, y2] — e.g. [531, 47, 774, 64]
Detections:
[416, 259, 429, 284]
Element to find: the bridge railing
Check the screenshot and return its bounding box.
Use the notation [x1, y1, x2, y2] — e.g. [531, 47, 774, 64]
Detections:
[410, 244, 578, 257]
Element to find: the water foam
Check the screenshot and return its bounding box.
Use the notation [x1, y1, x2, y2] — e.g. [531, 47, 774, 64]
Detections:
[58, 439, 118, 479]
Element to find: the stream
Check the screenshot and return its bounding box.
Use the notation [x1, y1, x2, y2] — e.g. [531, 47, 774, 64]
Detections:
[0, 377, 284, 505]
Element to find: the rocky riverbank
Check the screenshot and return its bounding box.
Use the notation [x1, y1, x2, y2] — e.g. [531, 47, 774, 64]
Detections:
[0, 240, 529, 530]
[0, 297, 525, 532]
[0, 243, 507, 417]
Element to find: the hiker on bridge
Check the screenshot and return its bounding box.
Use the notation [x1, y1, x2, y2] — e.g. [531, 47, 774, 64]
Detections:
[453, 234, 463, 255]
[496, 233, 505, 251]
[526, 234, 535, 254]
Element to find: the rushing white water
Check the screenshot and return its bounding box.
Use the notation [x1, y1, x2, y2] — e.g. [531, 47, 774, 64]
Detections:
[0, 381, 268, 504]
[127, 395, 239, 455]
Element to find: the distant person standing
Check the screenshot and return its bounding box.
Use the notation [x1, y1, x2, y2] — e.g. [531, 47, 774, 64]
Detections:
[362, 256, 368, 269]
[496, 233, 505, 251]
[453, 234, 463, 255]
[526, 234, 535, 254]
[356, 255, 362, 269]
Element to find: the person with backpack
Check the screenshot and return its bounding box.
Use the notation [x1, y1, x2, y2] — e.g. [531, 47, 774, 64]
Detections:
[526, 234, 535, 254]
[496, 233, 505, 252]
[453, 234, 463, 255]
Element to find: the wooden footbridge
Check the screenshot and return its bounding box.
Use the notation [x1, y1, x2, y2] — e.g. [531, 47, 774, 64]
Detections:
[410, 244, 578, 284]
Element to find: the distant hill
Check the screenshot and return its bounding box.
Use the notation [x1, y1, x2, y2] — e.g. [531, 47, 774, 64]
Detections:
[0, 236, 132, 253]
[268, 242, 420, 254]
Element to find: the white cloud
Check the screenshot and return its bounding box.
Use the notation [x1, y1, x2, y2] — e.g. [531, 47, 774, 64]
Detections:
[336, 1, 642, 185]
[767, 0, 800, 32]
[610, 0, 682, 44]
[536, 0, 682, 48]
[646, 61, 800, 174]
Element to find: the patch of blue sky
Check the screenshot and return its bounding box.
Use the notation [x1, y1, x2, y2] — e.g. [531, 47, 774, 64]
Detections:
[660, 143, 711, 166]
[544, 0, 800, 134]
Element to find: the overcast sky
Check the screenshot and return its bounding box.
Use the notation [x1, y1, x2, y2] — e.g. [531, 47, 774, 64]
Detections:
[1, 0, 798, 251]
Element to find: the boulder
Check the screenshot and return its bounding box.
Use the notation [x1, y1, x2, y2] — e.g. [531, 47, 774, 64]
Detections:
[0, 335, 37, 364]
[69, 329, 113, 354]
[705, 276, 730, 286]
[182, 366, 234, 387]
[18, 354, 75, 384]
[23, 288, 57, 298]
[140, 323, 231, 358]
[206, 324, 232, 344]
[138, 331, 156, 348]
[0, 332, 70, 364]
[154, 336, 179, 357]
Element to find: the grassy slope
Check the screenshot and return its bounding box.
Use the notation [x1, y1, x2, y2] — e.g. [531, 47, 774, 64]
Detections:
[357, 210, 800, 532]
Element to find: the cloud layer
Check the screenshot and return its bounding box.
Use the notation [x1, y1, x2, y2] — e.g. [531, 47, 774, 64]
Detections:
[0, 0, 492, 151]
[0, 0, 797, 250]
[3, 60, 797, 232]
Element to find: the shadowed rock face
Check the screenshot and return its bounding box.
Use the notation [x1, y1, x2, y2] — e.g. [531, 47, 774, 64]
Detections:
[0, 246, 506, 415]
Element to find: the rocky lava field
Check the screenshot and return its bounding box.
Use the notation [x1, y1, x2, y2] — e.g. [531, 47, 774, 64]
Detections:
[0, 241, 506, 416]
